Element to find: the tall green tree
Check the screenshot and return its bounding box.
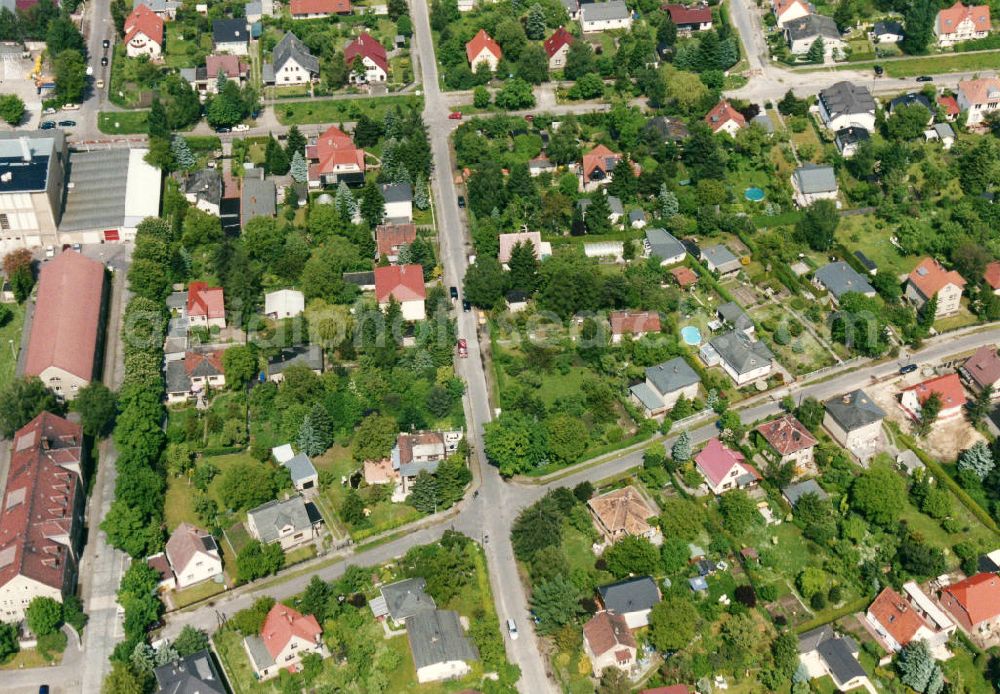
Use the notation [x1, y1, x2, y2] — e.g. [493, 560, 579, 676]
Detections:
[851, 465, 906, 526]
[25, 596, 63, 636]
[70, 382, 117, 437]
[408, 471, 439, 513]
[463, 256, 506, 308]
[604, 536, 660, 578]
[915, 392, 942, 437]
[360, 181, 386, 228]
[0, 93, 24, 125]
[796, 199, 839, 251]
[0, 376, 62, 438]
[805, 36, 825, 63]
[54, 49, 86, 103]
[530, 574, 583, 634]
[648, 596, 699, 651]
[507, 241, 538, 294]
[901, 0, 936, 55]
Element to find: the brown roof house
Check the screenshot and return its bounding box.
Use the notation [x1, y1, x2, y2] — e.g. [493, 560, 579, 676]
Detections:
[865, 586, 952, 654]
[609, 311, 661, 344]
[24, 251, 107, 400]
[391, 430, 464, 497]
[152, 523, 223, 590]
[587, 485, 661, 545]
[940, 573, 1000, 640]
[905, 257, 966, 319]
[754, 414, 818, 477]
[960, 345, 1000, 397]
[583, 610, 638, 677]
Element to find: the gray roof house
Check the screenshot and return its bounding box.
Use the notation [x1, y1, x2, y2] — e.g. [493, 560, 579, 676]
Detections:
[818, 81, 876, 132]
[266, 345, 324, 381]
[705, 330, 773, 385]
[816, 638, 867, 688]
[372, 577, 436, 622]
[701, 244, 741, 276]
[872, 20, 904, 41]
[888, 92, 933, 115]
[597, 576, 661, 628]
[281, 453, 318, 491]
[813, 261, 875, 304]
[834, 126, 870, 157]
[717, 301, 754, 335]
[644, 228, 687, 264]
[382, 182, 413, 203]
[153, 650, 227, 694]
[792, 164, 838, 206]
[272, 31, 320, 79]
[785, 13, 842, 44]
[783, 479, 829, 507]
[241, 170, 276, 226]
[133, 0, 181, 15]
[607, 195, 625, 220]
[630, 356, 701, 417]
[245, 496, 318, 548]
[212, 18, 249, 52]
[751, 112, 774, 133]
[406, 609, 479, 684]
[798, 625, 836, 654]
[580, 0, 631, 25]
[824, 389, 885, 432]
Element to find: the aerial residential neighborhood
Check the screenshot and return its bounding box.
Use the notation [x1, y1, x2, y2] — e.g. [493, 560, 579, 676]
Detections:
[3, 0, 1000, 692]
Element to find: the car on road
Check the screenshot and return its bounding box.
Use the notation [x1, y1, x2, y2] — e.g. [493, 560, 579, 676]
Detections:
[61, 103, 80, 111]
[462, 300, 471, 312]
[506, 618, 518, 640]
[58, 120, 76, 127]
[457, 338, 468, 358]
[233, 123, 250, 131]
[42, 107, 56, 115]
[103, 39, 110, 49]
[96, 79, 104, 89]
[39, 686, 49, 694]
[916, 75, 933, 82]
[457, 195, 466, 208]
[101, 56, 108, 66]
[448, 111, 462, 120]
[215, 126, 232, 133]
[45, 245, 55, 258]
[449, 286, 458, 300]
[86, 65, 93, 76]
[899, 364, 918, 374]
[40, 120, 56, 129]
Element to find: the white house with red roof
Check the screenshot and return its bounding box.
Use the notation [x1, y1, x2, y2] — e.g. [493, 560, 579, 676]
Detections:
[345, 32, 389, 83]
[694, 437, 760, 495]
[905, 257, 966, 318]
[940, 573, 1000, 638]
[609, 310, 660, 344]
[307, 125, 366, 187]
[900, 373, 967, 422]
[187, 281, 226, 329]
[582, 610, 638, 677]
[705, 100, 746, 136]
[124, 4, 165, 59]
[866, 586, 949, 653]
[664, 3, 713, 32]
[984, 261, 1000, 296]
[289, 0, 351, 17]
[580, 144, 624, 191]
[375, 264, 426, 320]
[466, 29, 502, 71]
[935, 2, 991, 46]
[958, 77, 1000, 126]
[243, 603, 327, 680]
[0, 413, 84, 622]
[960, 344, 1000, 397]
[754, 414, 817, 475]
[772, 0, 810, 26]
[162, 523, 222, 589]
[544, 26, 574, 69]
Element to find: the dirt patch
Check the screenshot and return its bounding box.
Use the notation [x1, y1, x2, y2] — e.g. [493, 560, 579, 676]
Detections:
[768, 592, 811, 628]
[730, 284, 760, 308]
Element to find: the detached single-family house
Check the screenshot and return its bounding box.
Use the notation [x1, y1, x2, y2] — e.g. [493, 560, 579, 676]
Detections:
[466, 29, 502, 70]
[782, 479, 828, 508]
[381, 182, 413, 222]
[644, 227, 686, 265]
[580, 0, 633, 32]
[957, 77, 1000, 125]
[134, 0, 181, 19]
[182, 169, 223, 216]
[900, 373, 967, 421]
[345, 32, 389, 83]
[124, 4, 165, 59]
[823, 390, 885, 459]
[701, 330, 773, 386]
[866, 587, 939, 653]
[498, 231, 552, 267]
[561, 0, 581, 20]
[784, 14, 846, 60]
[773, 0, 811, 27]
[282, 453, 318, 492]
[704, 100, 746, 136]
[408, 609, 480, 683]
[939, 94, 961, 121]
[905, 257, 966, 318]
[165, 351, 226, 403]
[695, 437, 761, 495]
[212, 18, 249, 55]
[597, 576, 661, 629]
[630, 356, 701, 417]
[153, 650, 226, 694]
[374, 264, 426, 321]
[372, 577, 436, 624]
[183, 54, 250, 96]
[266, 345, 324, 383]
[791, 164, 838, 207]
[587, 485, 661, 545]
[834, 126, 870, 157]
[610, 311, 660, 343]
[664, 3, 712, 33]
[187, 282, 226, 329]
[717, 301, 753, 336]
[818, 81, 877, 133]
[582, 611, 638, 677]
[701, 244, 741, 278]
[670, 266, 698, 289]
[289, 0, 351, 17]
[797, 627, 875, 694]
[960, 345, 1000, 396]
[271, 32, 320, 85]
[935, 2, 991, 47]
[264, 289, 305, 319]
[243, 604, 326, 680]
[375, 223, 417, 263]
[755, 414, 817, 474]
[813, 261, 876, 305]
[580, 144, 623, 191]
[940, 573, 1000, 638]
[162, 523, 223, 590]
[544, 26, 574, 69]
[246, 496, 320, 551]
[925, 122, 956, 149]
[528, 155, 556, 176]
[889, 92, 934, 119]
[308, 125, 366, 187]
[871, 20, 904, 43]
[241, 169, 276, 227]
[390, 430, 464, 495]
[987, 262, 1000, 296]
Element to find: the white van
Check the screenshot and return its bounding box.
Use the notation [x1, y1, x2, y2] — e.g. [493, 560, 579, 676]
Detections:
[506, 618, 518, 640]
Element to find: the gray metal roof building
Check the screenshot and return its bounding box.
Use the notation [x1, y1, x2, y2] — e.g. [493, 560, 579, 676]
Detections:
[282, 453, 317, 486]
[646, 357, 700, 395]
[782, 479, 829, 506]
[717, 301, 753, 332]
[246, 497, 312, 543]
[406, 609, 479, 671]
[59, 147, 161, 232]
[645, 227, 686, 261]
[817, 637, 866, 684]
[793, 164, 838, 195]
[153, 650, 227, 694]
[273, 31, 319, 75]
[581, 0, 630, 21]
[598, 576, 661, 615]
[814, 261, 874, 300]
[266, 344, 323, 377]
[785, 14, 841, 42]
[701, 244, 740, 272]
[824, 389, 885, 432]
[183, 169, 223, 208]
[819, 81, 876, 120]
[381, 182, 413, 203]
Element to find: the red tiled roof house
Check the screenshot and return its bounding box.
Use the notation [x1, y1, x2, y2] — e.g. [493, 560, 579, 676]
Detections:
[0, 413, 85, 622]
[609, 311, 661, 344]
[25, 251, 107, 400]
[307, 125, 366, 187]
[754, 414, 817, 475]
[935, 2, 991, 47]
[124, 4, 165, 59]
[905, 257, 966, 318]
[345, 32, 389, 83]
[940, 573, 1000, 638]
[705, 100, 746, 136]
[957, 77, 1000, 126]
[772, 0, 810, 26]
[938, 95, 961, 121]
[694, 437, 761, 495]
[544, 26, 574, 70]
[466, 29, 502, 71]
[375, 223, 417, 263]
[187, 281, 226, 329]
[374, 264, 426, 321]
[290, 0, 352, 18]
[900, 373, 967, 422]
[664, 4, 713, 32]
[163, 523, 222, 589]
[984, 261, 1000, 296]
[165, 350, 226, 404]
[580, 144, 623, 191]
[243, 603, 327, 680]
[582, 610, 638, 677]
[960, 344, 1000, 397]
[865, 587, 937, 653]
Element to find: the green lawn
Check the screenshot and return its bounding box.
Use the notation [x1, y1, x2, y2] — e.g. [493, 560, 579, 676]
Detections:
[0, 647, 61, 670]
[98, 110, 149, 135]
[275, 95, 424, 125]
[164, 475, 199, 531]
[163, 22, 212, 69]
[941, 643, 996, 694]
[821, 50, 1000, 76]
[836, 215, 918, 279]
[749, 304, 836, 376]
[172, 579, 226, 608]
[0, 302, 24, 391]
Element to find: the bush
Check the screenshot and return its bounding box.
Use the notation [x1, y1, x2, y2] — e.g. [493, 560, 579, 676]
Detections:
[810, 592, 827, 610]
[758, 584, 778, 602]
[828, 585, 842, 603]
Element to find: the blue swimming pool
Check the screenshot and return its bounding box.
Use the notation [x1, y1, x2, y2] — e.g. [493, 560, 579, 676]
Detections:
[745, 187, 766, 202]
[681, 326, 702, 346]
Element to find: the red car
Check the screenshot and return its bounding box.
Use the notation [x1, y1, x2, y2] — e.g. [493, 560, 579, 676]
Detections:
[457, 338, 468, 358]
[448, 111, 463, 120]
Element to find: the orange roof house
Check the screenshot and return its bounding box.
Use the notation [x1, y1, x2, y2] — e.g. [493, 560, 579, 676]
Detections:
[466, 29, 502, 70]
[581, 144, 623, 188]
[290, 0, 351, 16]
[866, 587, 933, 651]
[984, 261, 1000, 291]
[609, 311, 661, 339]
[187, 281, 226, 328]
[705, 100, 746, 135]
[755, 414, 817, 457]
[940, 573, 1000, 633]
[900, 373, 967, 421]
[586, 485, 660, 543]
[124, 4, 165, 54]
[308, 125, 366, 185]
[374, 264, 426, 321]
[936, 2, 991, 39]
[670, 266, 698, 288]
[905, 257, 966, 318]
[938, 95, 961, 120]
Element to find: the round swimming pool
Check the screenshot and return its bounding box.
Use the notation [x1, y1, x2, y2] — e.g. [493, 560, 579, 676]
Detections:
[745, 187, 766, 202]
[681, 326, 702, 346]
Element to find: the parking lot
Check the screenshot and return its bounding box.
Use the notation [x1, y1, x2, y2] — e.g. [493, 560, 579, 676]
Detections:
[0, 44, 42, 126]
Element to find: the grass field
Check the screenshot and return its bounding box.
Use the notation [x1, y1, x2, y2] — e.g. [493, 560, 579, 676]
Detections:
[275, 95, 424, 125]
[0, 303, 24, 391]
[172, 579, 226, 608]
[836, 215, 918, 279]
[0, 647, 61, 670]
[820, 50, 1000, 76]
[98, 110, 149, 135]
[164, 475, 199, 530]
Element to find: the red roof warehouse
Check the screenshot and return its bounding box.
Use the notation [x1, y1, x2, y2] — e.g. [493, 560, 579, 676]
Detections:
[0, 412, 85, 621]
[24, 251, 106, 399]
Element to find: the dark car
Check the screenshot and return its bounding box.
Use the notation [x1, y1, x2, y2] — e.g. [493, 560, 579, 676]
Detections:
[39, 120, 56, 129]
[102, 38, 110, 49]
[58, 120, 76, 127]
[873, 64, 884, 76]
[101, 56, 108, 66]
[457, 195, 466, 208]
[39, 687, 49, 694]
[916, 75, 934, 82]
[449, 286, 458, 300]
[215, 126, 232, 133]
[462, 300, 471, 312]
[899, 364, 918, 374]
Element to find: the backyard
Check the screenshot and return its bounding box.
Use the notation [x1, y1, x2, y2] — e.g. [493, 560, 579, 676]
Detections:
[275, 95, 423, 126]
[98, 110, 150, 135]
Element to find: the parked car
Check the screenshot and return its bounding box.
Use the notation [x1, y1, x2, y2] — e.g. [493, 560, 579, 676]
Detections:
[58, 120, 76, 127]
[215, 126, 232, 133]
[233, 123, 250, 131]
[42, 107, 56, 115]
[448, 111, 462, 120]
[101, 56, 108, 66]
[506, 618, 518, 640]
[95, 79, 104, 89]
[40, 120, 56, 129]
[45, 245, 55, 258]
[462, 300, 471, 312]
[899, 364, 918, 374]
[102, 38, 110, 49]
[457, 338, 468, 358]
[86, 65, 93, 76]
[916, 75, 933, 82]
[457, 195, 466, 208]
[61, 103, 80, 110]
[449, 286, 458, 300]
